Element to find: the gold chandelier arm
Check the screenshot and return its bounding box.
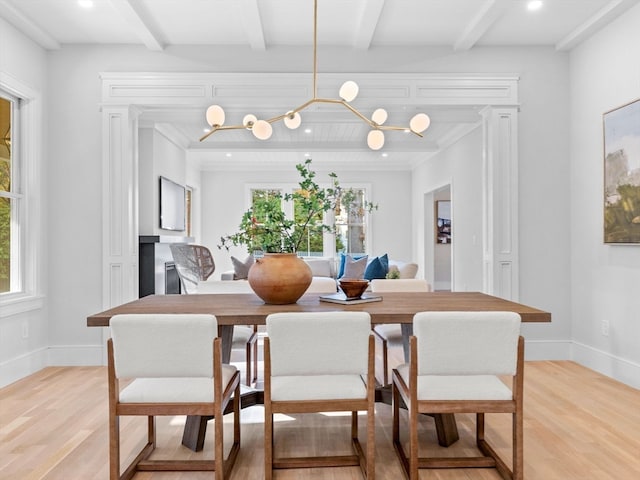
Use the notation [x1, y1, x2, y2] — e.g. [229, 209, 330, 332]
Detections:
[378, 125, 424, 137]
[199, 128, 217, 142]
[339, 100, 424, 137]
[199, 124, 250, 142]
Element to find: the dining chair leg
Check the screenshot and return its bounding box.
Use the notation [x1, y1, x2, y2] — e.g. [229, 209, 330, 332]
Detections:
[245, 341, 252, 386]
[109, 415, 119, 480]
[409, 402, 419, 480]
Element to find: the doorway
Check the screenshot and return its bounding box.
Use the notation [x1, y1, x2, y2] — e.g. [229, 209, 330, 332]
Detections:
[425, 185, 452, 291]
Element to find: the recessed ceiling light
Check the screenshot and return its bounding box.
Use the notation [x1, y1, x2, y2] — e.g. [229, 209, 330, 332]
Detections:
[527, 1, 543, 11]
[78, 0, 94, 8]
[203, 128, 211, 133]
[381, 153, 388, 158]
[304, 128, 312, 134]
[304, 153, 311, 157]
[225, 153, 232, 157]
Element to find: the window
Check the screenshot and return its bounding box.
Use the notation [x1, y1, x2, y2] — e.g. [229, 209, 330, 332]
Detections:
[0, 93, 18, 294]
[334, 187, 369, 255]
[248, 184, 373, 257]
[185, 186, 193, 237]
[251, 189, 282, 223]
[0, 76, 42, 313]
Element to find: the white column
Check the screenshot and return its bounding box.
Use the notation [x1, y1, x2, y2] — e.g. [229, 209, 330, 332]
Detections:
[481, 106, 519, 301]
[101, 105, 140, 309]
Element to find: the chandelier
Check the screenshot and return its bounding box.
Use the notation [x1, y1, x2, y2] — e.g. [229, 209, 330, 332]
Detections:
[199, 0, 430, 151]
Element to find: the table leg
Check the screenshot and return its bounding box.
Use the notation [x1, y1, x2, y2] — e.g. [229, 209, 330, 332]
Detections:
[182, 325, 234, 451]
[400, 323, 459, 447]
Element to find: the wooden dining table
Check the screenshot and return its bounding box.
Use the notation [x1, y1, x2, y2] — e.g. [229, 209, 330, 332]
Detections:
[87, 291, 551, 451]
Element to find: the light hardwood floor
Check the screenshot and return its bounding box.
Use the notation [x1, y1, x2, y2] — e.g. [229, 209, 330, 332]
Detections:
[1, 359, 639, 479]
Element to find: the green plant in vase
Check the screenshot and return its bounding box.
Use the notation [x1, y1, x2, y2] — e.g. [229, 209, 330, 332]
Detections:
[218, 158, 376, 255]
[217, 159, 377, 304]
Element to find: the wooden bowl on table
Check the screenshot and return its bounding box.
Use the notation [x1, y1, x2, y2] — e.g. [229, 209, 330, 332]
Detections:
[339, 279, 369, 299]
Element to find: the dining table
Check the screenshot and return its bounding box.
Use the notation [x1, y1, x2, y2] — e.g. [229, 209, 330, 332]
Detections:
[87, 291, 551, 451]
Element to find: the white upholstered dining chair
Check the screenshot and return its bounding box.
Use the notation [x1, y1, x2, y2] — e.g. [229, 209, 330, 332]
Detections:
[370, 278, 431, 385]
[264, 311, 376, 480]
[108, 313, 241, 480]
[170, 243, 258, 386]
[392, 311, 523, 480]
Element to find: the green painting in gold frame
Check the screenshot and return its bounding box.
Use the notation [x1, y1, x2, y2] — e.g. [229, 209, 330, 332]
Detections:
[603, 97, 640, 244]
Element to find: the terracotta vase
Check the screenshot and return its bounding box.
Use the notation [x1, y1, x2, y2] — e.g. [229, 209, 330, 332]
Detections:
[247, 253, 312, 304]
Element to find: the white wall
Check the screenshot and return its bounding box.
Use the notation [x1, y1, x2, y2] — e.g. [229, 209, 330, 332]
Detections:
[31, 44, 574, 376]
[412, 128, 483, 293]
[569, 3, 640, 388]
[411, 47, 573, 360]
[200, 167, 413, 278]
[0, 18, 48, 387]
[2, 32, 635, 388]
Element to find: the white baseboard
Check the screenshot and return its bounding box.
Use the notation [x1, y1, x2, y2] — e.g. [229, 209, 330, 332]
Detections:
[523, 339, 572, 361]
[571, 341, 640, 390]
[0, 348, 48, 388]
[0, 345, 104, 388]
[46, 344, 104, 367]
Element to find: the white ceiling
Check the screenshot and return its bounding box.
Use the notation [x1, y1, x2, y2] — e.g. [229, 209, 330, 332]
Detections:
[2, 0, 637, 170]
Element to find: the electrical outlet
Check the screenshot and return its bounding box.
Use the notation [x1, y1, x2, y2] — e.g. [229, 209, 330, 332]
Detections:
[601, 319, 610, 337]
[21, 321, 29, 339]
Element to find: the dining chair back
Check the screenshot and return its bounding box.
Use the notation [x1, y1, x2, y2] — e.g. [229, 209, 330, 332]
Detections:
[264, 311, 376, 479]
[392, 311, 523, 480]
[108, 313, 240, 480]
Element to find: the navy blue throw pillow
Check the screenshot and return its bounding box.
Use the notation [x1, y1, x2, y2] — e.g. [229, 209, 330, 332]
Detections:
[364, 253, 389, 280]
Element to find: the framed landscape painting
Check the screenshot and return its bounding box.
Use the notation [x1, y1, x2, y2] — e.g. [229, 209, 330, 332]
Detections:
[435, 200, 451, 244]
[603, 98, 640, 244]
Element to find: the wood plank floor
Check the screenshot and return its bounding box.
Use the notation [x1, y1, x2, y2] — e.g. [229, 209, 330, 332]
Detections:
[1, 360, 639, 479]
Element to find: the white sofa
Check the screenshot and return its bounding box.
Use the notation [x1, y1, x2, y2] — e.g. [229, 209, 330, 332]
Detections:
[197, 276, 337, 295]
[220, 256, 418, 282]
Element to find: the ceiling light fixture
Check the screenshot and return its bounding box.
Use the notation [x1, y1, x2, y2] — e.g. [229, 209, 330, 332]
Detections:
[78, 0, 94, 9]
[527, 1, 543, 11]
[199, 0, 430, 150]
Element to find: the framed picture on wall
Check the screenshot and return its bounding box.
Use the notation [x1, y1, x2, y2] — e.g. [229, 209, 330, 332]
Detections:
[435, 200, 451, 244]
[603, 97, 640, 244]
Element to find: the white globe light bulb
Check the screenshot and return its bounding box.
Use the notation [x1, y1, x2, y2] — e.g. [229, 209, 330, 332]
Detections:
[284, 111, 302, 129]
[372, 108, 388, 125]
[252, 120, 273, 140]
[410, 113, 430, 133]
[243, 114, 257, 129]
[339, 81, 359, 102]
[367, 130, 385, 150]
[205, 105, 225, 127]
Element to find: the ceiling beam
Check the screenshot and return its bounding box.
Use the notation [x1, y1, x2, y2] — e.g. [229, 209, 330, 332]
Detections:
[0, 0, 60, 50]
[353, 0, 385, 50]
[238, 0, 266, 51]
[107, 0, 163, 51]
[556, 0, 639, 51]
[453, 0, 510, 51]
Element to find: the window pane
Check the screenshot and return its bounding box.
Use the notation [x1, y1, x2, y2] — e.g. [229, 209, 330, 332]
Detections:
[0, 96, 12, 293]
[251, 189, 281, 222]
[335, 188, 367, 255]
[0, 97, 10, 188]
[0, 196, 10, 292]
[293, 193, 324, 256]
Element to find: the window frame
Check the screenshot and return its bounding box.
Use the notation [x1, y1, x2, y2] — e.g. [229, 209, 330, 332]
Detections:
[245, 182, 374, 258]
[0, 74, 44, 316]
